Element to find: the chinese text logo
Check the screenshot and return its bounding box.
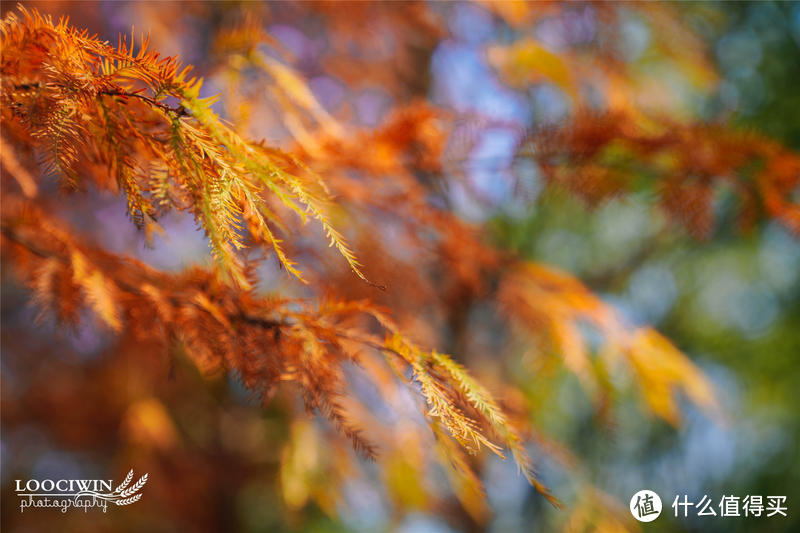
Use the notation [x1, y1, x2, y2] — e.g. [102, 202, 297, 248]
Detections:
[630, 489, 663, 522]
[673, 494, 787, 518]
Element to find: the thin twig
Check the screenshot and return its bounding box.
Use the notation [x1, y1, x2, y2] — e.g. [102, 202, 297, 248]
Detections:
[98, 90, 189, 117]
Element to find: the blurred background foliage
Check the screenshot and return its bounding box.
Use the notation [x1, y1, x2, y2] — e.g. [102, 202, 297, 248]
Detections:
[2, 1, 799, 532]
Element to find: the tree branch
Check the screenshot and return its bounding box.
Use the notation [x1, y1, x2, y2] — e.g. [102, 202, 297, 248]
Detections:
[98, 89, 189, 117]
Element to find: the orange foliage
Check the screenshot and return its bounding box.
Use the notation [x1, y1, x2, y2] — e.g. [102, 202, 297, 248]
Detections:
[1, 2, 797, 530]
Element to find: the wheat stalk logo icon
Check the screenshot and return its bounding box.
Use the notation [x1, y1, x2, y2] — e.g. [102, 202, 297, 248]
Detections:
[70, 469, 149, 506]
[110, 470, 149, 505]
